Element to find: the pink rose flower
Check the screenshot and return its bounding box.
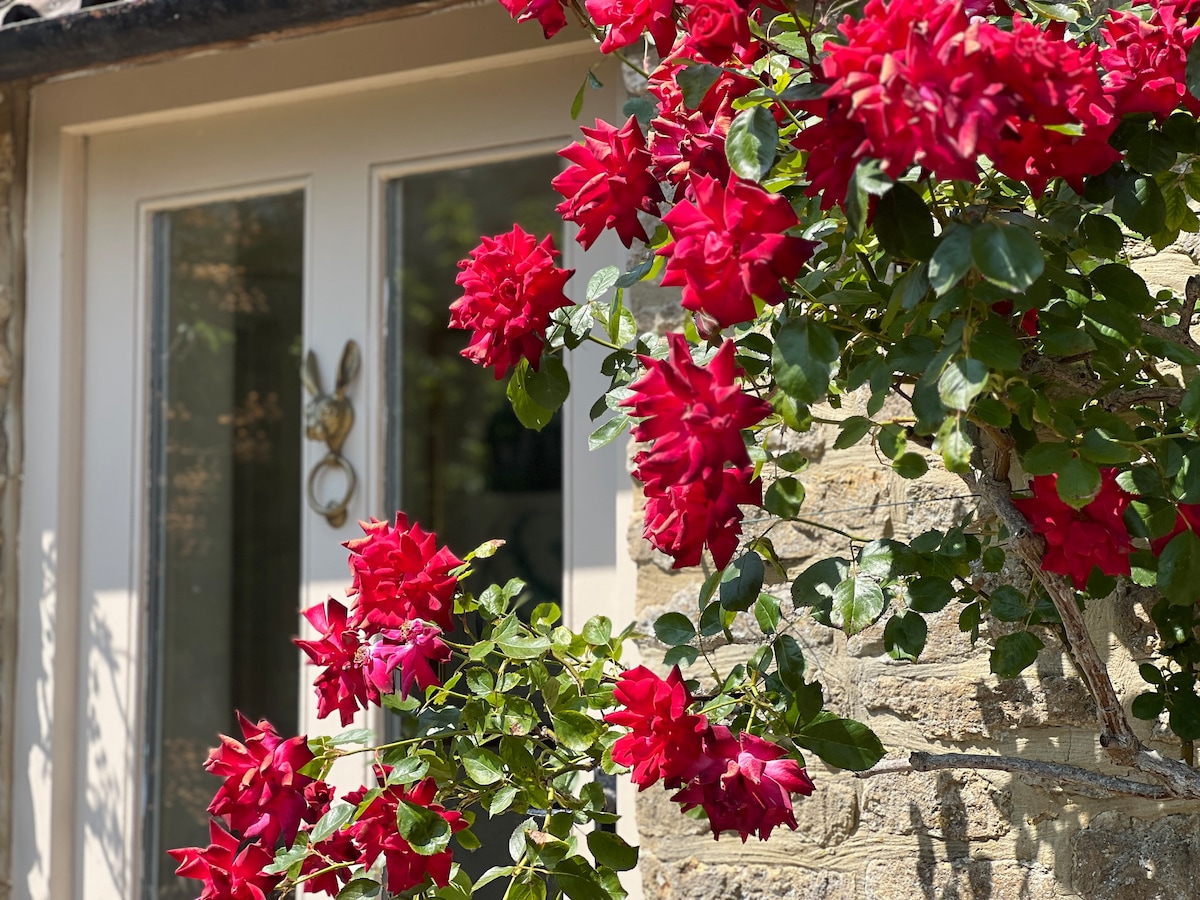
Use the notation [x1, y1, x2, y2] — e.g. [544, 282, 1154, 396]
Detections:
[1013, 468, 1134, 590]
[658, 176, 814, 329]
[605, 665, 708, 788]
[450, 226, 574, 378]
[365, 620, 452, 698]
[553, 116, 664, 250]
[672, 726, 815, 841]
[204, 713, 315, 848]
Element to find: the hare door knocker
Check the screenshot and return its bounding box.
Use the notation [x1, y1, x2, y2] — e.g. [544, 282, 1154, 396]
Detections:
[301, 340, 360, 527]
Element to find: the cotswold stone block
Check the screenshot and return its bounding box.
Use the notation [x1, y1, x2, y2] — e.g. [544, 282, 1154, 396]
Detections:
[863, 857, 1062, 899]
[1070, 812, 1200, 900]
[860, 770, 1012, 841]
[638, 857, 858, 900]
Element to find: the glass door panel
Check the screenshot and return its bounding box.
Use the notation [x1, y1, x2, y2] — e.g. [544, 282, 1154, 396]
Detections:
[143, 191, 305, 900]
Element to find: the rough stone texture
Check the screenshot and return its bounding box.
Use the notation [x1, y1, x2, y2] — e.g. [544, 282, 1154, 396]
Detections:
[0, 81, 26, 900]
[621, 241, 1200, 899]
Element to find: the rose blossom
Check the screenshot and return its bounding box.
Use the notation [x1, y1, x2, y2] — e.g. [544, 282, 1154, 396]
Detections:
[365, 620, 452, 698]
[585, 0, 677, 56]
[169, 820, 282, 900]
[344, 774, 466, 894]
[672, 726, 815, 841]
[658, 176, 815, 329]
[680, 0, 755, 65]
[450, 225, 574, 378]
[605, 665, 708, 787]
[1101, 3, 1200, 121]
[641, 465, 761, 569]
[498, 0, 569, 39]
[204, 713, 315, 848]
[296, 597, 376, 725]
[345, 514, 464, 632]
[553, 116, 664, 250]
[1012, 468, 1134, 590]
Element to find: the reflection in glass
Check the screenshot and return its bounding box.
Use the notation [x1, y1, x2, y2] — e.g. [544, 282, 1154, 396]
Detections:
[144, 192, 305, 900]
[385, 156, 564, 893]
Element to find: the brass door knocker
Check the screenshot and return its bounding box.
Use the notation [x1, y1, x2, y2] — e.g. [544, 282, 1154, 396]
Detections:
[301, 340, 360, 527]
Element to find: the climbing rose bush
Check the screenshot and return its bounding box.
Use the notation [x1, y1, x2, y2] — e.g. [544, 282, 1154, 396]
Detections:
[173, 0, 1200, 897]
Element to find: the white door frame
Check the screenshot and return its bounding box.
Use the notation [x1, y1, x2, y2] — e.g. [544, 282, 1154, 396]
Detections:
[15, 8, 638, 899]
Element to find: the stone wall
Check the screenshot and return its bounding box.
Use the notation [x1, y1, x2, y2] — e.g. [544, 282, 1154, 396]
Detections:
[621, 252, 1200, 898]
[0, 79, 26, 900]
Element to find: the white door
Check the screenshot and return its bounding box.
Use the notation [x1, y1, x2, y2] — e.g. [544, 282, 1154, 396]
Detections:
[16, 13, 631, 900]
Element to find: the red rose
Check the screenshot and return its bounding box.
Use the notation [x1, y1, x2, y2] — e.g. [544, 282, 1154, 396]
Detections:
[365, 620, 451, 698]
[1013, 468, 1134, 590]
[169, 820, 282, 900]
[1100, 5, 1200, 121]
[450, 226, 574, 379]
[497, 0, 569, 39]
[296, 597, 375, 725]
[605, 665, 708, 788]
[586, 0, 677, 56]
[641, 466, 761, 569]
[658, 177, 815, 328]
[344, 514, 464, 633]
[553, 116, 664, 250]
[345, 774, 465, 895]
[681, 0, 755, 65]
[204, 713, 315, 848]
[672, 726, 815, 841]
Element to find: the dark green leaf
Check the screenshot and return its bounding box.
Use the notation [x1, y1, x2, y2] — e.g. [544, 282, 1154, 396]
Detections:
[883, 611, 927, 661]
[989, 631, 1044, 679]
[1158, 529, 1200, 604]
[971, 222, 1044, 293]
[623, 95, 657, 129]
[908, 577, 954, 613]
[795, 716, 885, 771]
[755, 593, 781, 634]
[588, 415, 630, 451]
[507, 362, 556, 431]
[654, 612, 696, 646]
[678, 63, 723, 109]
[1126, 128, 1178, 174]
[586, 831, 639, 872]
[1022, 442, 1074, 476]
[893, 452, 929, 479]
[311, 799, 355, 843]
[337, 878, 382, 900]
[1114, 171, 1167, 237]
[928, 225, 974, 296]
[396, 800, 452, 856]
[582, 615, 612, 645]
[833, 415, 873, 450]
[1170, 689, 1200, 740]
[831, 576, 886, 636]
[875, 183, 936, 260]
[989, 585, 1031, 622]
[857, 539, 916, 579]
[774, 634, 806, 690]
[764, 476, 805, 518]
[720, 552, 765, 612]
[384, 757, 429, 785]
[1081, 214, 1123, 259]
[935, 418, 973, 474]
[586, 266, 620, 303]
[1132, 691, 1165, 720]
[726, 106, 779, 182]
[938, 358, 989, 411]
[773, 317, 840, 404]
[525, 355, 570, 410]
[1056, 457, 1101, 509]
[1182, 379, 1200, 425]
[461, 747, 506, 786]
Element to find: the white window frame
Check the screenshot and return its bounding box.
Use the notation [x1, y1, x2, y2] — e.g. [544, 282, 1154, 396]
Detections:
[14, 8, 639, 899]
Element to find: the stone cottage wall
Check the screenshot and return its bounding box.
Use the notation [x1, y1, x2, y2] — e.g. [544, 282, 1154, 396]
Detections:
[622, 256, 1200, 898]
[0, 79, 27, 900]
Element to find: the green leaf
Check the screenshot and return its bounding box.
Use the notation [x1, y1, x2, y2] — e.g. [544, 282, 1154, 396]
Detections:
[265, 840, 311, 875]
[795, 716, 885, 771]
[774, 634, 806, 690]
[883, 611, 927, 661]
[586, 266, 620, 303]
[552, 711, 600, 752]
[1114, 171, 1167, 237]
[773, 317, 840, 404]
[1184, 379, 1200, 426]
[384, 756, 430, 785]
[893, 452, 929, 479]
[582, 615, 612, 645]
[588, 415, 630, 451]
[928, 225, 974, 296]
[488, 785, 519, 816]
[988, 585, 1031, 622]
[832, 415, 873, 450]
[755, 592, 781, 634]
[1079, 429, 1137, 465]
[857, 539, 915, 580]
[654, 612, 696, 646]
[586, 831, 639, 872]
[1187, 38, 1200, 102]
[678, 63, 723, 109]
[1056, 457, 1101, 509]
[1158, 530, 1200, 604]
[844, 159, 890, 237]
[1022, 442, 1074, 476]
[764, 476, 805, 518]
[329, 727, 375, 747]
[989, 631, 1044, 679]
[934, 418, 973, 474]
[311, 799, 355, 843]
[495, 631, 552, 660]
[1080, 214, 1123, 259]
[970, 221, 1044, 293]
[462, 747, 506, 786]
[507, 362, 556, 431]
[525, 355, 570, 411]
[396, 800, 453, 856]
[1170, 689, 1200, 740]
[337, 878, 382, 900]
[938, 358, 989, 411]
[1126, 129, 1178, 174]
[1132, 691, 1165, 720]
[831, 575, 886, 636]
[726, 106, 779, 182]
[720, 552, 765, 612]
[908, 576, 954, 613]
[875, 183, 936, 260]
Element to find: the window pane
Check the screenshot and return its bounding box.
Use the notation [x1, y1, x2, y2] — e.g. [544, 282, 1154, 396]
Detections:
[143, 192, 305, 900]
[384, 156, 563, 894]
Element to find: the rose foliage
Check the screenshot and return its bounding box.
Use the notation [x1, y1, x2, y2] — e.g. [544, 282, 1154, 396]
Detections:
[175, 0, 1200, 897]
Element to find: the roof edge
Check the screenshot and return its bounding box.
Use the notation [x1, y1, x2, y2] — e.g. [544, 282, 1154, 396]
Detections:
[0, 0, 468, 82]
